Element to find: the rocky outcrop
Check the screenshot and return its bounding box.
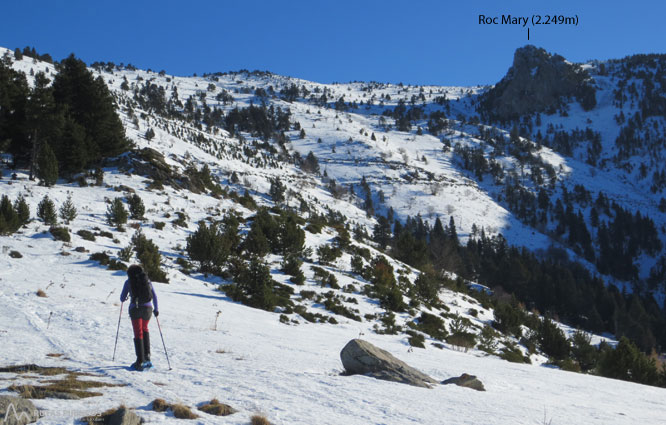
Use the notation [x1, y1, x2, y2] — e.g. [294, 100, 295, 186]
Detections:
[105, 407, 142, 425]
[441, 373, 485, 391]
[118, 148, 175, 185]
[116, 148, 217, 194]
[340, 339, 437, 388]
[479, 45, 596, 121]
[85, 407, 141, 425]
[0, 395, 38, 425]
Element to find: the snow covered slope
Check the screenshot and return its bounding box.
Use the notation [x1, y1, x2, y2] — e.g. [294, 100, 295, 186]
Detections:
[1, 46, 666, 424]
[1, 224, 664, 425]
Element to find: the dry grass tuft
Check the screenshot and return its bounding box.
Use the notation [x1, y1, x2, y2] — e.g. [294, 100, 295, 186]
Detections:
[36, 289, 48, 297]
[46, 353, 64, 358]
[171, 403, 199, 420]
[198, 398, 236, 416]
[152, 398, 170, 412]
[6, 369, 123, 399]
[0, 364, 68, 376]
[250, 414, 272, 425]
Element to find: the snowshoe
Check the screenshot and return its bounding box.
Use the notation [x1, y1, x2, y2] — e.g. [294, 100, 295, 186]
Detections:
[141, 360, 153, 370]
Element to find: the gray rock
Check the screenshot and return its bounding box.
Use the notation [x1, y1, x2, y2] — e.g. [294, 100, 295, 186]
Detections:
[102, 407, 142, 425]
[48, 392, 80, 400]
[441, 373, 485, 391]
[0, 395, 38, 425]
[340, 339, 437, 388]
[479, 45, 596, 121]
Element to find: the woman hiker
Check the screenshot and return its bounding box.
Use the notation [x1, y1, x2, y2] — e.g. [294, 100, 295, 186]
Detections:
[120, 264, 159, 371]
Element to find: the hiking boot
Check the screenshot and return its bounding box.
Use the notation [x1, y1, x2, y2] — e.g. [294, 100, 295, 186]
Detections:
[143, 331, 151, 362]
[133, 338, 145, 371]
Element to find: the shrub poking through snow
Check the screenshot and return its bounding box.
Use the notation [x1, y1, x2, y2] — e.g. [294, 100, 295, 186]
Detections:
[251, 414, 272, 425]
[171, 404, 199, 419]
[152, 398, 169, 412]
[150, 399, 201, 419]
[198, 399, 237, 416]
[77, 229, 96, 241]
[49, 226, 71, 242]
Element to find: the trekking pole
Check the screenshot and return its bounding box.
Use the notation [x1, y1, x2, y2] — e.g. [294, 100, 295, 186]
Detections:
[112, 302, 123, 362]
[156, 317, 172, 370]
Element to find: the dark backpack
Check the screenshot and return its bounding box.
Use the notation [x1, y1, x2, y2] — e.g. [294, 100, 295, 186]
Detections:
[129, 271, 153, 305]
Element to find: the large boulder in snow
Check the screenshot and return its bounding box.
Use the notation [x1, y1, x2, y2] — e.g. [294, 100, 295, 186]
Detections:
[0, 395, 38, 425]
[340, 339, 437, 388]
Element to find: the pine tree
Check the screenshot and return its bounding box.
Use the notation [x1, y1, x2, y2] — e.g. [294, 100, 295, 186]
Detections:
[370, 256, 404, 312]
[414, 272, 439, 304]
[0, 195, 20, 234]
[132, 230, 168, 282]
[36, 142, 58, 186]
[106, 197, 128, 229]
[570, 330, 598, 371]
[27, 72, 61, 179]
[14, 194, 30, 226]
[59, 115, 88, 176]
[145, 128, 155, 140]
[37, 195, 57, 225]
[52, 54, 130, 165]
[231, 258, 278, 311]
[373, 216, 392, 249]
[301, 151, 320, 174]
[598, 337, 659, 385]
[269, 177, 286, 204]
[537, 316, 571, 361]
[447, 216, 459, 245]
[127, 194, 145, 220]
[186, 221, 231, 273]
[93, 167, 104, 186]
[58, 195, 77, 224]
[244, 225, 270, 257]
[277, 214, 305, 255]
[1, 62, 30, 166]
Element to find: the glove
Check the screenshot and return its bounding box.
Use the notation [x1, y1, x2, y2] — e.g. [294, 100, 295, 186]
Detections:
[154, 310, 159, 317]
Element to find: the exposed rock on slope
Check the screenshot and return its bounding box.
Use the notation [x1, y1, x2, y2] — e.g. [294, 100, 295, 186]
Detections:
[441, 373, 486, 391]
[479, 45, 596, 121]
[340, 339, 437, 388]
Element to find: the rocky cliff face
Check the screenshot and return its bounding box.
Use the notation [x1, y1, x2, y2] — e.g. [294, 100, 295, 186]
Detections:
[479, 45, 596, 122]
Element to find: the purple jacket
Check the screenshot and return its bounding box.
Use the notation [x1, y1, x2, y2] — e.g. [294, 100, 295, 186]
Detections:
[120, 279, 158, 313]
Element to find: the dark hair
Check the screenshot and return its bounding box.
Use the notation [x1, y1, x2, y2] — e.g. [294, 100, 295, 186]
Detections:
[127, 264, 144, 279]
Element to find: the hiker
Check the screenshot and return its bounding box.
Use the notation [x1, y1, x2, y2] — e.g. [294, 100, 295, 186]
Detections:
[120, 264, 158, 370]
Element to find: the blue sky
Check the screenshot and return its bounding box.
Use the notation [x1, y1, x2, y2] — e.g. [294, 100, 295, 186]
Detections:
[1, 0, 663, 86]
